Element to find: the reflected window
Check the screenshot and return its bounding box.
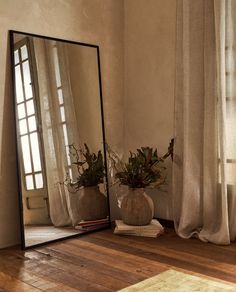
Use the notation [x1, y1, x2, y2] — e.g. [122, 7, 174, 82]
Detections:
[52, 44, 72, 179]
[14, 39, 44, 190]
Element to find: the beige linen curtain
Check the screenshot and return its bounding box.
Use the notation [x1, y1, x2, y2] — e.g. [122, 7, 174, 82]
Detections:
[173, 0, 236, 244]
[34, 39, 80, 226]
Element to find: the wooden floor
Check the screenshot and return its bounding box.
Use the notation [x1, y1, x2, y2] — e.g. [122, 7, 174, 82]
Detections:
[24, 225, 82, 247]
[0, 227, 236, 291]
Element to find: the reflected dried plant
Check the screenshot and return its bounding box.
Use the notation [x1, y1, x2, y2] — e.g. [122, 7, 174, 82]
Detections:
[62, 143, 105, 193]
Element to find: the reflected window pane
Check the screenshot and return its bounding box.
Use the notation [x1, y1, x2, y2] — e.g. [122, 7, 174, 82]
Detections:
[19, 119, 28, 135]
[60, 106, 65, 122]
[58, 89, 64, 105]
[21, 45, 28, 61]
[26, 175, 34, 190]
[17, 103, 26, 119]
[22, 61, 33, 99]
[62, 124, 69, 146]
[63, 125, 71, 166]
[28, 116, 37, 132]
[52, 47, 61, 87]
[14, 50, 19, 64]
[21, 136, 32, 174]
[30, 132, 42, 172]
[15, 65, 24, 103]
[26, 99, 35, 116]
[68, 168, 73, 180]
[65, 145, 71, 166]
[35, 173, 43, 189]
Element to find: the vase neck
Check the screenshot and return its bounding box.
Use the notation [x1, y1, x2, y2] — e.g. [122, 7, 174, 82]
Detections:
[128, 188, 144, 195]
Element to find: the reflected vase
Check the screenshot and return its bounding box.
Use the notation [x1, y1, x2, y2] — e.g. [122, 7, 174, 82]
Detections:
[120, 188, 154, 226]
[78, 185, 108, 221]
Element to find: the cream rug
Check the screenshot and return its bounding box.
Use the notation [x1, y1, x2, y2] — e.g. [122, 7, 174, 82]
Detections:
[118, 269, 236, 291]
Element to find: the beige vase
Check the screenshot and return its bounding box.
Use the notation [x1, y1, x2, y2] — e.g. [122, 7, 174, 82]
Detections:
[120, 188, 154, 226]
[78, 185, 108, 221]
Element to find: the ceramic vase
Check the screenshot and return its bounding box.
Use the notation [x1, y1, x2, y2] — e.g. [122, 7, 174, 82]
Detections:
[78, 185, 108, 221]
[120, 188, 154, 226]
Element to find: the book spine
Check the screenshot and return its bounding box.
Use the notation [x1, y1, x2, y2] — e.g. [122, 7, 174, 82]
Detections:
[114, 230, 159, 238]
[78, 219, 109, 226]
[76, 223, 109, 231]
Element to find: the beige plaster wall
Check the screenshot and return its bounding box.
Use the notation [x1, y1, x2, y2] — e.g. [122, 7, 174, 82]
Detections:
[67, 45, 103, 153]
[0, 0, 124, 248]
[123, 0, 176, 220]
[1, 0, 177, 247]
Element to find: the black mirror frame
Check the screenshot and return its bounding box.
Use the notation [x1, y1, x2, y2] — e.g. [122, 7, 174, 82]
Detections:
[9, 30, 111, 250]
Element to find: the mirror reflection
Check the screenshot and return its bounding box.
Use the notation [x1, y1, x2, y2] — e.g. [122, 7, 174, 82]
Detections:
[11, 32, 109, 248]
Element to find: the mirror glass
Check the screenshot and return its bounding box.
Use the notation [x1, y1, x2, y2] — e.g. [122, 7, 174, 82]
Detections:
[10, 31, 110, 248]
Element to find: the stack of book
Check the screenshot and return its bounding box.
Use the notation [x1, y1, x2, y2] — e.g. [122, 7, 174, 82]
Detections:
[75, 217, 109, 231]
[114, 219, 164, 238]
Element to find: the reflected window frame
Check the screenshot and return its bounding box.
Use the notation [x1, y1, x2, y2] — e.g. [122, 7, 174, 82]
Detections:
[13, 37, 46, 191]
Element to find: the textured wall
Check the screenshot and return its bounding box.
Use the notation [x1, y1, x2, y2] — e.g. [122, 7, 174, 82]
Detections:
[68, 45, 103, 152]
[124, 0, 176, 219]
[0, 0, 177, 247]
[0, 0, 124, 248]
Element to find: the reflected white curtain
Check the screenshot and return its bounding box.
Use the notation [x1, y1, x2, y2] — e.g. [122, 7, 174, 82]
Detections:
[34, 39, 79, 226]
[173, 0, 236, 244]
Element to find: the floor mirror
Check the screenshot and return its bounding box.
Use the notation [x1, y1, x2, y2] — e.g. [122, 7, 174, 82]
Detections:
[10, 30, 110, 249]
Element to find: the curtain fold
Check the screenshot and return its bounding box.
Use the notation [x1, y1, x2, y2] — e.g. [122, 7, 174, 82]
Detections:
[224, 0, 236, 241]
[173, 0, 236, 245]
[34, 39, 81, 227]
[34, 39, 71, 226]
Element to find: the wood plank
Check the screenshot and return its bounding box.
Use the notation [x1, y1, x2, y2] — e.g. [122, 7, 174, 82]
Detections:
[91, 231, 234, 268]
[0, 228, 236, 291]
[0, 271, 40, 292]
[90, 229, 236, 283]
[47, 240, 168, 278]
[0, 249, 108, 292]
[0, 251, 78, 291]
[25, 249, 130, 291]
[36, 246, 145, 285]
